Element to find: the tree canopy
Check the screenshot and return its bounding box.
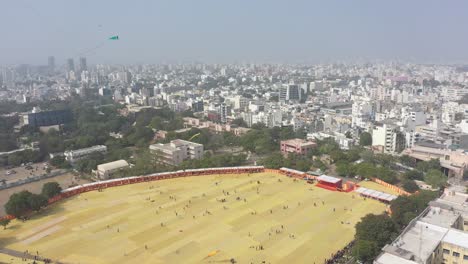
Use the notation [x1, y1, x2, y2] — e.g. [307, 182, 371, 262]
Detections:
[359, 132, 372, 146]
[42, 182, 62, 198]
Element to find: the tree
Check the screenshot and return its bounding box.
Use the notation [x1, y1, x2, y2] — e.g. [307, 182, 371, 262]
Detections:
[312, 159, 327, 172]
[42, 182, 62, 198]
[260, 152, 284, 169]
[402, 179, 420, 193]
[390, 190, 438, 227]
[416, 159, 440, 172]
[329, 150, 347, 163]
[375, 167, 398, 184]
[355, 163, 375, 178]
[355, 214, 398, 248]
[346, 147, 362, 162]
[403, 170, 424, 181]
[336, 162, 352, 177]
[0, 218, 10, 229]
[359, 150, 375, 164]
[399, 155, 416, 167]
[49, 156, 71, 169]
[352, 240, 379, 263]
[231, 118, 247, 127]
[359, 132, 372, 146]
[5, 191, 34, 218]
[28, 194, 48, 212]
[424, 169, 447, 188]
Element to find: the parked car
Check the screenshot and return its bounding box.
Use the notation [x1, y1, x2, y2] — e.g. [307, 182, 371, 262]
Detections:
[5, 170, 16, 176]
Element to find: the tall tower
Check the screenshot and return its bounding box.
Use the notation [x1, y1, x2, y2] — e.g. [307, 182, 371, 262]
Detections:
[67, 58, 75, 72]
[79, 57, 87, 72]
[48, 56, 55, 72]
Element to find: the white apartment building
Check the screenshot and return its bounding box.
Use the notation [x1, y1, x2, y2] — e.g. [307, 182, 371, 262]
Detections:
[94, 160, 129, 180]
[64, 145, 107, 163]
[441, 86, 468, 101]
[233, 95, 249, 110]
[149, 139, 203, 166]
[352, 100, 373, 128]
[372, 123, 405, 153]
[401, 107, 426, 126]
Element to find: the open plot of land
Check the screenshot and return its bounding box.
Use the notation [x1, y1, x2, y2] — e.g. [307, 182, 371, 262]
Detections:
[0, 173, 388, 264]
[0, 173, 88, 215]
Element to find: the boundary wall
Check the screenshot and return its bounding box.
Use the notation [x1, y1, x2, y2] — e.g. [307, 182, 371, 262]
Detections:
[49, 166, 265, 203]
[373, 178, 411, 196]
[2, 166, 265, 220]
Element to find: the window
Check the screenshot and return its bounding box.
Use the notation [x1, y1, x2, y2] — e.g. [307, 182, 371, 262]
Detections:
[443, 249, 450, 254]
[463, 255, 468, 260]
[453, 251, 460, 257]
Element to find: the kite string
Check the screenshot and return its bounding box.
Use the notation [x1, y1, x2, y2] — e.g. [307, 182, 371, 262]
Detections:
[77, 40, 108, 57]
[18, 0, 114, 60]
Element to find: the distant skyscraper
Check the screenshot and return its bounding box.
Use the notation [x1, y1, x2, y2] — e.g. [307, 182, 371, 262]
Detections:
[79, 57, 87, 72]
[67, 58, 75, 72]
[279, 84, 301, 102]
[48, 56, 55, 72]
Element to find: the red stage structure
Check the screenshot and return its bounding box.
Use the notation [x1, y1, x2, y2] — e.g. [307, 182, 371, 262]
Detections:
[316, 175, 342, 191]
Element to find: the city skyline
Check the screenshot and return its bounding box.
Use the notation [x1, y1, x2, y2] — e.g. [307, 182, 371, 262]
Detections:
[2, 0, 468, 65]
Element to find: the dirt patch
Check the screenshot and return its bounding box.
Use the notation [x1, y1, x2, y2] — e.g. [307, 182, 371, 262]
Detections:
[0, 173, 89, 215]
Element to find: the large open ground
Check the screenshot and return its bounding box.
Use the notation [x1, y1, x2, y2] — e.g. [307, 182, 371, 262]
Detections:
[0, 173, 389, 264]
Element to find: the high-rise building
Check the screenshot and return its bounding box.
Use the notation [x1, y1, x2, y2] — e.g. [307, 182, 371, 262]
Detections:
[79, 57, 87, 72]
[191, 100, 204, 112]
[48, 56, 55, 72]
[279, 84, 301, 102]
[219, 103, 229, 124]
[67, 58, 75, 72]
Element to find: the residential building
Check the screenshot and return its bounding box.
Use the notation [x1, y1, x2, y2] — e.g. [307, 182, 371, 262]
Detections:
[149, 139, 203, 166]
[64, 145, 107, 164]
[280, 138, 317, 156]
[372, 123, 406, 153]
[23, 109, 73, 127]
[94, 160, 129, 180]
[402, 145, 468, 177]
[375, 186, 468, 264]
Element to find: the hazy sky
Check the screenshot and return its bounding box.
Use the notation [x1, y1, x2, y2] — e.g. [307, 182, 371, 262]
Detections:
[2, 0, 468, 65]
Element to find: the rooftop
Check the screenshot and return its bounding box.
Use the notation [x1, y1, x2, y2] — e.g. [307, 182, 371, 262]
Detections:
[281, 138, 316, 146]
[317, 175, 341, 184]
[391, 221, 447, 263]
[443, 229, 468, 248]
[97, 160, 129, 172]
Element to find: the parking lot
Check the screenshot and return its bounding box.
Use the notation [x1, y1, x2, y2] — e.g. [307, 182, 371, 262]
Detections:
[0, 163, 50, 185]
[0, 162, 90, 215]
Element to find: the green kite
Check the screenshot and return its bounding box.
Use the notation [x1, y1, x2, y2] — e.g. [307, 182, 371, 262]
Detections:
[109, 36, 119, 40]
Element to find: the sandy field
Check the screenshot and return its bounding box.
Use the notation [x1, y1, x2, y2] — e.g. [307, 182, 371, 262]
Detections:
[0, 173, 389, 264]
